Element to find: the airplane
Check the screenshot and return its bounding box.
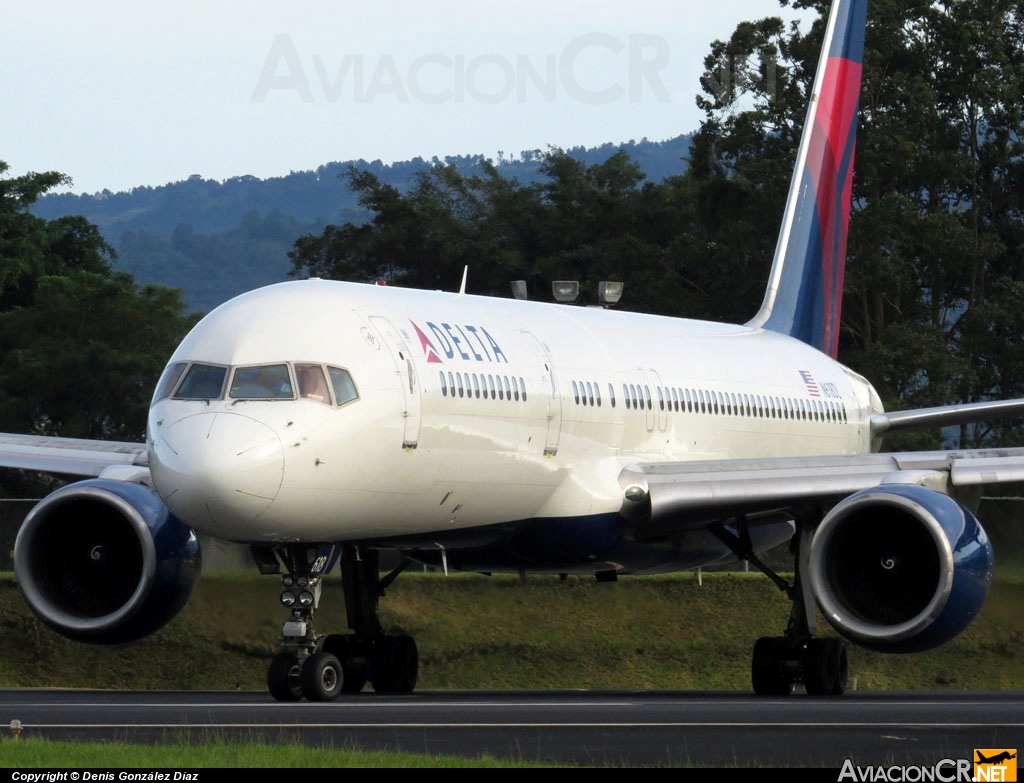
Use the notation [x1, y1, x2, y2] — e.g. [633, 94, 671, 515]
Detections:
[4, 0, 1024, 702]
[977, 752, 1017, 765]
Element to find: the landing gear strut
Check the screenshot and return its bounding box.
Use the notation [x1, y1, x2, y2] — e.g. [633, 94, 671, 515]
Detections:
[254, 543, 420, 701]
[713, 518, 848, 696]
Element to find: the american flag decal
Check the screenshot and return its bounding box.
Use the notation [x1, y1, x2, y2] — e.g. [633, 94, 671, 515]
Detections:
[799, 370, 821, 397]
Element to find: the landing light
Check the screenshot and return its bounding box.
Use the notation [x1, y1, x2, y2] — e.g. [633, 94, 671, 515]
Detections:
[552, 281, 579, 303]
[599, 281, 623, 307]
[548, 280, 623, 306]
[280, 591, 296, 607]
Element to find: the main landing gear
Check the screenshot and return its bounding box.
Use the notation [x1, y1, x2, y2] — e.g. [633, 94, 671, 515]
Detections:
[252, 544, 419, 702]
[712, 519, 849, 696]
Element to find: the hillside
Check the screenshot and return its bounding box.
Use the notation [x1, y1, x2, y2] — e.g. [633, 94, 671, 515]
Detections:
[30, 136, 692, 313]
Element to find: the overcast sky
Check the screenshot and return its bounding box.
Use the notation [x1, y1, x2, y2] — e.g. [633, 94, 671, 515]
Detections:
[3, 1, 810, 195]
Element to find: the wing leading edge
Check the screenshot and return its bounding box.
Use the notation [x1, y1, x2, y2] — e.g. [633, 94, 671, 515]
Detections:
[0, 433, 148, 478]
[619, 447, 1024, 539]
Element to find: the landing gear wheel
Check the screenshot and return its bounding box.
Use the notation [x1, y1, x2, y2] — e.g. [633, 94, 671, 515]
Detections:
[370, 634, 419, 694]
[323, 633, 367, 693]
[804, 638, 848, 696]
[751, 636, 794, 696]
[803, 638, 835, 695]
[267, 652, 303, 702]
[830, 639, 849, 695]
[300, 651, 343, 702]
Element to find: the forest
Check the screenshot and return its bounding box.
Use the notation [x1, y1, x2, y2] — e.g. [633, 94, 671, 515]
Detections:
[2, 0, 1024, 472]
[30, 138, 693, 314]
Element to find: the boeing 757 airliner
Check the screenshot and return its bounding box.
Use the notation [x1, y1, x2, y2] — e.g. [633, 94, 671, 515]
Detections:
[4, 0, 1024, 700]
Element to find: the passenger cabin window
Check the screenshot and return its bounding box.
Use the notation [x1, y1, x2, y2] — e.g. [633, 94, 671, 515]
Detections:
[229, 364, 293, 399]
[174, 363, 228, 400]
[328, 366, 359, 406]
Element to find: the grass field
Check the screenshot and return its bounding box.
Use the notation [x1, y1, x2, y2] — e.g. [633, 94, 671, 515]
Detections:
[0, 737, 563, 768]
[1, 566, 1022, 693]
[2, 555, 1021, 768]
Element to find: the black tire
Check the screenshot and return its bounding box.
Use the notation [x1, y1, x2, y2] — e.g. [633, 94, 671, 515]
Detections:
[323, 633, 367, 694]
[370, 634, 419, 694]
[830, 639, 849, 695]
[751, 636, 793, 696]
[300, 651, 343, 702]
[267, 652, 303, 702]
[803, 638, 838, 696]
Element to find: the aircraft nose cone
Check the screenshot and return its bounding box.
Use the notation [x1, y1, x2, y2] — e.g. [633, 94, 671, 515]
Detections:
[150, 412, 284, 534]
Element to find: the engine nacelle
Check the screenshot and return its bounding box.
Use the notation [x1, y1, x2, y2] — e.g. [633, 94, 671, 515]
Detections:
[14, 478, 202, 644]
[807, 484, 993, 653]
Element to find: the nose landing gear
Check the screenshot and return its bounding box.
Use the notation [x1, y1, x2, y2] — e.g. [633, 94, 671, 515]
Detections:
[256, 543, 419, 701]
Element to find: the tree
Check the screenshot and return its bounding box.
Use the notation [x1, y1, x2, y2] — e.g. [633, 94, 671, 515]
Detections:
[0, 162, 197, 443]
[689, 0, 1024, 447]
[288, 149, 697, 315]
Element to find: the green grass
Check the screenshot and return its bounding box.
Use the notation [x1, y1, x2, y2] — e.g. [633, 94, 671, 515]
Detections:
[1, 568, 1021, 768]
[1, 568, 1022, 692]
[0, 736, 564, 767]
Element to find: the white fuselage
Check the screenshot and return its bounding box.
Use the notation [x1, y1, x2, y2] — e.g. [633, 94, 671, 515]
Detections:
[146, 279, 883, 544]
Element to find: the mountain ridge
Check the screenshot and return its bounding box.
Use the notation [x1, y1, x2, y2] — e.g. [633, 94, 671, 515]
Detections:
[29, 135, 692, 313]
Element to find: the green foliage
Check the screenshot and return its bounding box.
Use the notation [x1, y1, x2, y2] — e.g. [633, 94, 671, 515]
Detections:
[31, 141, 692, 314]
[842, 0, 1024, 442]
[289, 150, 701, 316]
[0, 161, 197, 445]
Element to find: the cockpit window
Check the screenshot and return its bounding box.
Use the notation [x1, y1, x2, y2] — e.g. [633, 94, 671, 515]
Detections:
[229, 364, 294, 399]
[296, 363, 330, 404]
[154, 362, 188, 402]
[159, 360, 357, 406]
[174, 363, 228, 400]
[328, 366, 359, 406]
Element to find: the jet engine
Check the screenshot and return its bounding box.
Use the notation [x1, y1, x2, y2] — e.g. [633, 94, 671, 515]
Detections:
[807, 483, 993, 653]
[13, 478, 201, 644]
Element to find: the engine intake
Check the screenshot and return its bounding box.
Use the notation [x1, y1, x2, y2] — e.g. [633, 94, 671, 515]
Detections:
[14, 478, 201, 644]
[807, 484, 993, 653]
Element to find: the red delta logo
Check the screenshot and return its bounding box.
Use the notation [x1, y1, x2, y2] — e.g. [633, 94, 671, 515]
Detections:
[975, 750, 1017, 782]
[409, 320, 509, 364]
[410, 321, 444, 364]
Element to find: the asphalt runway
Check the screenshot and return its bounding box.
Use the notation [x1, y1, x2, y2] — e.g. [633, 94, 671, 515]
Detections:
[1, 689, 1021, 768]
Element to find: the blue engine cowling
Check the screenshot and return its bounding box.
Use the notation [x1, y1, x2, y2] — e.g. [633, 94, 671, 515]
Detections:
[13, 478, 202, 644]
[806, 483, 993, 653]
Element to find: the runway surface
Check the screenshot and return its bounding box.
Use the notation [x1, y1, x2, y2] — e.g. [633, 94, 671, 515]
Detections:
[2, 688, 1021, 768]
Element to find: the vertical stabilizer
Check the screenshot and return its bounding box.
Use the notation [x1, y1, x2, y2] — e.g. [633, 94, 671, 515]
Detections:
[746, 0, 867, 359]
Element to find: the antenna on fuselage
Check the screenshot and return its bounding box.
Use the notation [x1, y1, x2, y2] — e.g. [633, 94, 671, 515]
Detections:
[458, 266, 468, 295]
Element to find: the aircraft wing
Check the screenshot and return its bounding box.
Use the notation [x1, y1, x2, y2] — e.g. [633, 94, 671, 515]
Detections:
[619, 447, 1024, 538]
[0, 433, 148, 478]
